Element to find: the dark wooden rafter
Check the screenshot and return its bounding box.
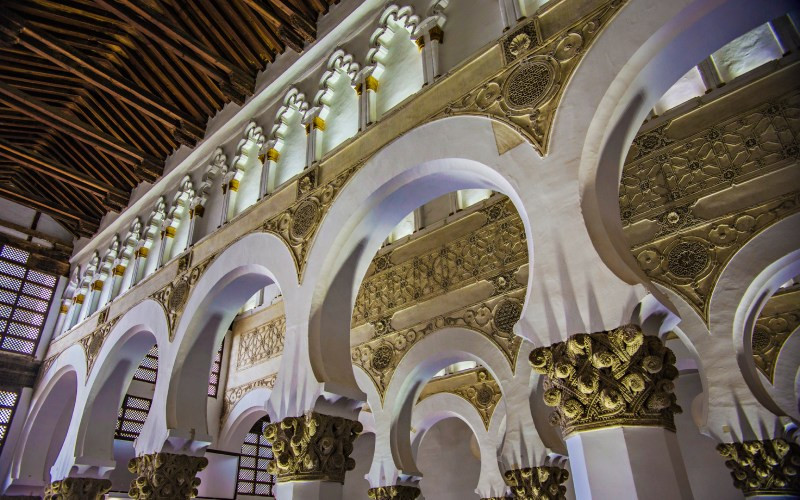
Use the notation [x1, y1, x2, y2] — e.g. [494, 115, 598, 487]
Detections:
[0, 0, 331, 237]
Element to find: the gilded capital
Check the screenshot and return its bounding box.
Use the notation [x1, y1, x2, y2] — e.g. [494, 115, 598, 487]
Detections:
[263, 411, 363, 483]
[44, 477, 112, 500]
[367, 485, 421, 500]
[530, 324, 681, 436]
[717, 438, 800, 497]
[504, 467, 569, 500]
[128, 452, 208, 499]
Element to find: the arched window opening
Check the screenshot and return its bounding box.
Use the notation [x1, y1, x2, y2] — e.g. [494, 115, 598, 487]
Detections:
[236, 416, 276, 497]
[193, 149, 229, 243]
[91, 238, 120, 314]
[74, 254, 99, 325]
[163, 177, 195, 263]
[113, 220, 141, 300]
[230, 124, 266, 220]
[368, 6, 424, 119]
[138, 198, 167, 282]
[316, 50, 360, 157]
[266, 90, 309, 193]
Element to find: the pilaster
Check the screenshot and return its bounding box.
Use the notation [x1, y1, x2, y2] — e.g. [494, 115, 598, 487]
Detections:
[128, 452, 208, 499]
[43, 478, 111, 500]
[717, 438, 800, 498]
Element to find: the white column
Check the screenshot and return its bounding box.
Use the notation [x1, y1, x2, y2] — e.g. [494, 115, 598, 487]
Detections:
[275, 481, 345, 500]
[566, 426, 692, 499]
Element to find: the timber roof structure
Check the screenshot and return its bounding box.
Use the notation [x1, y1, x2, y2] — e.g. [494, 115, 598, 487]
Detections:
[0, 0, 333, 237]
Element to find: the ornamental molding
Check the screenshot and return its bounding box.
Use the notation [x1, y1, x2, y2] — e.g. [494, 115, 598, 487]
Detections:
[353, 290, 524, 402]
[717, 438, 800, 497]
[353, 197, 527, 328]
[435, 0, 626, 155]
[221, 373, 278, 423]
[530, 325, 681, 437]
[128, 452, 208, 499]
[236, 316, 286, 369]
[367, 485, 421, 500]
[419, 368, 501, 429]
[504, 466, 569, 500]
[263, 412, 362, 483]
[44, 478, 112, 500]
[78, 315, 120, 380]
[260, 161, 365, 282]
[150, 251, 217, 341]
[753, 288, 800, 382]
[622, 88, 800, 323]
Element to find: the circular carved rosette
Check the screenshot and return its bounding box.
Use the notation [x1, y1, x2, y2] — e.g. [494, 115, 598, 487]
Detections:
[290, 198, 320, 241]
[502, 56, 560, 111]
[665, 239, 711, 280]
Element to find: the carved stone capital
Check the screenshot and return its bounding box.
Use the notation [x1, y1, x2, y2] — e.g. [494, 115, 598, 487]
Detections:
[367, 485, 421, 499]
[504, 467, 569, 499]
[128, 452, 208, 499]
[530, 324, 681, 436]
[264, 411, 363, 483]
[43, 477, 112, 500]
[717, 438, 800, 497]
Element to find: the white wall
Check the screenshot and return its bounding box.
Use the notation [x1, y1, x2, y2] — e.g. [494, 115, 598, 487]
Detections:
[417, 418, 482, 500]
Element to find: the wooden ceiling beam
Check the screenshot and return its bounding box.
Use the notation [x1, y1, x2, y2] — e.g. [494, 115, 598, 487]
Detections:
[0, 138, 128, 210]
[93, 0, 255, 99]
[0, 11, 206, 147]
[0, 80, 162, 183]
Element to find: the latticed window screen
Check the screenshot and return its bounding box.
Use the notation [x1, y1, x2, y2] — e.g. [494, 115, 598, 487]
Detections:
[236, 417, 275, 496]
[0, 389, 20, 453]
[0, 245, 57, 355]
[133, 344, 158, 383]
[114, 395, 151, 440]
[208, 342, 223, 397]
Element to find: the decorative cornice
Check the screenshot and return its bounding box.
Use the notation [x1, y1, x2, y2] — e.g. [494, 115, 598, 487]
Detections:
[44, 477, 112, 500]
[264, 412, 362, 483]
[504, 466, 569, 500]
[530, 325, 681, 436]
[717, 438, 800, 497]
[367, 485, 421, 500]
[221, 373, 277, 423]
[128, 452, 208, 499]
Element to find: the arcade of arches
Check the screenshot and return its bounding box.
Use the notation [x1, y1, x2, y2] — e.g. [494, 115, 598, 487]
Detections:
[0, 0, 798, 499]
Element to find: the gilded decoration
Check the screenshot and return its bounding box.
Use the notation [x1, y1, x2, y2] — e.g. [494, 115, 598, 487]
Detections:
[262, 162, 363, 281]
[151, 252, 216, 341]
[419, 368, 501, 429]
[353, 198, 526, 327]
[621, 89, 800, 321]
[504, 466, 569, 500]
[221, 373, 277, 422]
[529, 325, 682, 436]
[236, 316, 286, 369]
[437, 0, 626, 155]
[367, 485, 421, 500]
[43, 478, 112, 500]
[128, 452, 208, 499]
[78, 315, 120, 379]
[717, 438, 800, 497]
[352, 290, 524, 400]
[263, 412, 362, 483]
[752, 287, 800, 382]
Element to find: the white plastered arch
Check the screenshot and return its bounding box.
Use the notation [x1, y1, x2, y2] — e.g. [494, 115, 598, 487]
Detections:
[572, 0, 798, 298]
[63, 299, 168, 476]
[10, 344, 85, 489]
[138, 232, 299, 455]
[217, 387, 273, 453]
[411, 393, 507, 498]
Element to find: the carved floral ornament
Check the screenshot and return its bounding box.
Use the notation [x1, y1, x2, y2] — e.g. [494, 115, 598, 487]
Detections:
[151, 252, 216, 341]
[367, 485, 421, 500]
[530, 324, 681, 436]
[221, 373, 277, 423]
[504, 466, 569, 500]
[438, 0, 626, 155]
[44, 478, 112, 500]
[128, 452, 208, 499]
[78, 315, 120, 379]
[717, 438, 800, 497]
[419, 368, 502, 430]
[263, 412, 362, 483]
